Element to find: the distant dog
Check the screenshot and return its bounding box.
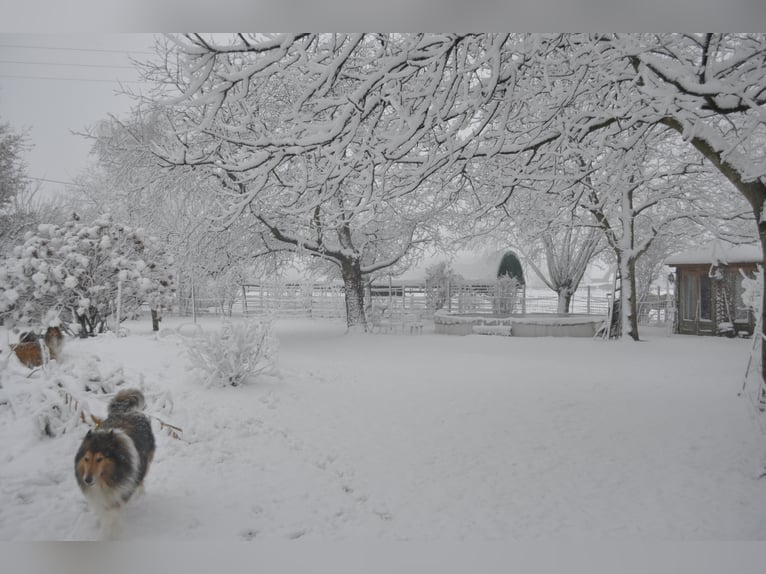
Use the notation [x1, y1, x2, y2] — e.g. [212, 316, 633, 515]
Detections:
[11, 326, 64, 368]
[44, 326, 64, 360]
[74, 389, 156, 539]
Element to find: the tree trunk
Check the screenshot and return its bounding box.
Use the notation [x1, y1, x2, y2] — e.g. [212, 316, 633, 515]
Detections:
[626, 256, 640, 341]
[151, 309, 161, 331]
[556, 289, 572, 314]
[759, 222, 766, 398]
[340, 257, 368, 332]
[611, 253, 639, 341]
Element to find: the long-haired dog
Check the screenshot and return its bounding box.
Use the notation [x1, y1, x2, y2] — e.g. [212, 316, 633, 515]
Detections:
[11, 326, 65, 368]
[44, 326, 64, 361]
[74, 389, 156, 539]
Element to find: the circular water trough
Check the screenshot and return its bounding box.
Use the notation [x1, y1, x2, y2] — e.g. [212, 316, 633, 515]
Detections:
[433, 311, 606, 337]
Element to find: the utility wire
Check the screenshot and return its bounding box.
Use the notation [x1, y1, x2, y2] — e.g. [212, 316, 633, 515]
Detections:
[28, 177, 84, 186]
[0, 43, 155, 55]
[0, 59, 136, 69]
[0, 74, 145, 84]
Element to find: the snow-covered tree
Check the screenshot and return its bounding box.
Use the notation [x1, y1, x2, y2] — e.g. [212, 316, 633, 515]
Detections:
[463, 35, 761, 340]
[0, 214, 175, 335]
[526, 218, 603, 314]
[556, 35, 764, 343]
[132, 34, 766, 375]
[0, 120, 37, 254]
[0, 119, 28, 212]
[571, 125, 751, 339]
[462, 157, 605, 315]
[142, 33, 513, 331]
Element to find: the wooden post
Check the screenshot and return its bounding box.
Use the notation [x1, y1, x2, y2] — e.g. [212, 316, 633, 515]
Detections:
[242, 285, 248, 316]
[587, 285, 591, 315]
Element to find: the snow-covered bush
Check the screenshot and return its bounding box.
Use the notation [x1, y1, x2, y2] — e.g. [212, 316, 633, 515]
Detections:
[0, 214, 175, 335]
[424, 261, 462, 311]
[494, 276, 521, 315]
[186, 319, 278, 387]
[0, 356, 128, 439]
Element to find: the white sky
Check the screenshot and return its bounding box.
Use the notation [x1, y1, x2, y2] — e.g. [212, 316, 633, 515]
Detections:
[0, 34, 158, 201]
[2, 23, 766, 205]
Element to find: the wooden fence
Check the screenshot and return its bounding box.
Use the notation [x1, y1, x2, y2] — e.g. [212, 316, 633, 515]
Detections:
[236, 280, 616, 320]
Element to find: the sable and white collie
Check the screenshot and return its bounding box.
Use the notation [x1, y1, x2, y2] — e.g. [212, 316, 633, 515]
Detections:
[74, 389, 156, 539]
[11, 326, 64, 368]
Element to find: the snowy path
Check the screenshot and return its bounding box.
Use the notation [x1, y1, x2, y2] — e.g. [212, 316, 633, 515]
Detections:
[1, 317, 765, 540]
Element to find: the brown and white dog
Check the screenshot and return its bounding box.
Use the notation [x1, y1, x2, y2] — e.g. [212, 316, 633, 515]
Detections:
[74, 389, 156, 539]
[11, 326, 64, 368]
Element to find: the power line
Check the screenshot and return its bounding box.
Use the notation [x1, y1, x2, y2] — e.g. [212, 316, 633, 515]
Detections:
[0, 74, 145, 84]
[0, 59, 136, 70]
[28, 177, 84, 187]
[0, 43, 155, 55]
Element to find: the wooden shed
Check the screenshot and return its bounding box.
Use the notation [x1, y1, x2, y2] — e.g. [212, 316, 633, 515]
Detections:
[665, 244, 761, 336]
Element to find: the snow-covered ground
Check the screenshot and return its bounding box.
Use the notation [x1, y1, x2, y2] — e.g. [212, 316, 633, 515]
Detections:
[1, 316, 765, 541]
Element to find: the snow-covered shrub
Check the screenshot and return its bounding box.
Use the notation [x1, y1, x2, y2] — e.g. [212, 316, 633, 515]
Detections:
[0, 357, 126, 439]
[494, 276, 521, 315]
[0, 214, 175, 335]
[186, 319, 278, 387]
[424, 261, 462, 311]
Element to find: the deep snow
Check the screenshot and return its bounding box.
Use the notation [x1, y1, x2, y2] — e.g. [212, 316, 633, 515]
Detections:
[1, 316, 765, 541]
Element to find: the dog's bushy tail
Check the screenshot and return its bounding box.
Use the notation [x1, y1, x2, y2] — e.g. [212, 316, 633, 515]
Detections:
[107, 389, 146, 415]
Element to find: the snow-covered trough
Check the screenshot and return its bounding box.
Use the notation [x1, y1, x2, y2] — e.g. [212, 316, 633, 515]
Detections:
[434, 311, 606, 337]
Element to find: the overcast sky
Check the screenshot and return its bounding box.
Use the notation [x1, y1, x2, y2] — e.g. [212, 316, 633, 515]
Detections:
[2, 21, 766, 205]
[0, 34, 157, 201]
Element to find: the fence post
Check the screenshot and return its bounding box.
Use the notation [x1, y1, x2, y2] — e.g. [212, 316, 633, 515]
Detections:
[587, 285, 591, 315]
[521, 284, 526, 314]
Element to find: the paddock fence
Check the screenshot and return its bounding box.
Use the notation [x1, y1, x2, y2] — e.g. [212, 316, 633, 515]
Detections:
[165, 277, 674, 328]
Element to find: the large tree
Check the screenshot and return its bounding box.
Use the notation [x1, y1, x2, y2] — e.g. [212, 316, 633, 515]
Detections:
[456, 35, 760, 340]
[78, 112, 292, 318]
[142, 33, 516, 330]
[134, 33, 765, 350]
[521, 35, 765, 343]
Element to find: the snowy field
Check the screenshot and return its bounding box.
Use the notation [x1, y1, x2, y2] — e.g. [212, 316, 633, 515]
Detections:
[1, 316, 766, 542]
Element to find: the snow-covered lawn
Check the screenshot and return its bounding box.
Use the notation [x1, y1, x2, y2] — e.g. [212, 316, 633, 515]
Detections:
[1, 316, 765, 540]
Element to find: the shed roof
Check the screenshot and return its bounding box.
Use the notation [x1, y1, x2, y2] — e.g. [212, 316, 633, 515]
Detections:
[665, 243, 762, 266]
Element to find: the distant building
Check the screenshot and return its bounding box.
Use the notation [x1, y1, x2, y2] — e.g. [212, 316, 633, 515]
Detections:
[665, 244, 761, 336]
